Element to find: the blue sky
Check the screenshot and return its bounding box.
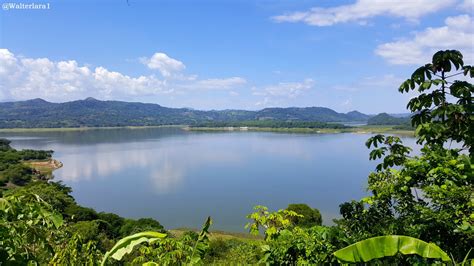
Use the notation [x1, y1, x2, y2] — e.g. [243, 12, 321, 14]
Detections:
[0, 0, 473, 113]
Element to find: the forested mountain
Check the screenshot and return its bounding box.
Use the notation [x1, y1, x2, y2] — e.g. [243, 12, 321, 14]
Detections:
[345, 110, 370, 121]
[367, 112, 411, 125]
[0, 98, 370, 128]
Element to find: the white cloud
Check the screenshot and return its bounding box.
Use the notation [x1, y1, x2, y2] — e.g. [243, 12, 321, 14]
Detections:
[150, 160, 184, 194]
[253, 78, 314, 98]
[272, 0, 454, 26]
[333, 74, 404, 92]
[0, 49, 18, 75]
[193, 77, 246, 90]
[459, 0, 474, 10]
[253, 78, 314, 107]
[375, 14, 474, 65]
[340, 98, 353, 110]
[93, 67, 168, 96]
[141, 52, 185, 77]
[0, 49, 246, 102]
[0, 49, 169, 101]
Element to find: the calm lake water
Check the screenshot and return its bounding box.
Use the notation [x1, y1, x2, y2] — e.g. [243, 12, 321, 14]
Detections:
[1, 128, 416, 232]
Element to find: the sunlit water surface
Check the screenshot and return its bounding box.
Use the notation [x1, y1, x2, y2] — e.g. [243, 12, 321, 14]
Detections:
[1, 128, 417, 232]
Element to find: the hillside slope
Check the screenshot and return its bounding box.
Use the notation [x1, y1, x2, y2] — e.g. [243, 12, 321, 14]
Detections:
[0, 98, 370, 128]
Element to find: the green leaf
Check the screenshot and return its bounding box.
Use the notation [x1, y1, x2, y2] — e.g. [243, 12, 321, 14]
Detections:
[50, 213, 63, 229]
[463, 66, 474, 78]
[101, 231, 166, 265]
[333, 235, 450, 263]
[198, 216, 212, 240]
[142, 262, 159, 266]
[0, 198, 10, 211]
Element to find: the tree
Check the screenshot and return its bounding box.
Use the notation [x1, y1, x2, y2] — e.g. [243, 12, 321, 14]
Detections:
[97, 212, 125, 238]
[2, 164, 32, 185]
[119, 218, 164, 237]
[286, 203, 322, 227]
[0, 139, 11, 151]
[246, 205, 302, 240]
[261, 226, 339, 264]
[65, 204, 98, 222]
[338, 50, 473, 260]
[5, 181, 75, 213]
[399, 50, 473, 153]
[50, 234, 102, 265]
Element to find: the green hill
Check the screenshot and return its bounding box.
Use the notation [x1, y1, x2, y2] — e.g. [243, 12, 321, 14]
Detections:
[0, 98, 371, 128]
[367, 113, 411, 126]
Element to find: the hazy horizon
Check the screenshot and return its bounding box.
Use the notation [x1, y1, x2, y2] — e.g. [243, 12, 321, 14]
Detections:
[0, 96, 410, 114]
[1, 0, 473, 113]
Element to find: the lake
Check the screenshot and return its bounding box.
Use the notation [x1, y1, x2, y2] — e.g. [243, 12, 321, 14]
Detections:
[1, 127, 416, 232]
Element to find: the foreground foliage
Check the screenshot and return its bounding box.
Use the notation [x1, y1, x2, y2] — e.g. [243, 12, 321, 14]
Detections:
[0, 192, 63, 263]
[101, 231, 167, 265]
[333, 235, 450, 263]
[0, 49, 472, 265]
[336, 50, 473, 261]
[0, 139, 53, 189]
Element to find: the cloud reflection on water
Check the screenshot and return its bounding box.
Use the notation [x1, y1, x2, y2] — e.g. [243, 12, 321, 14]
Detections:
[55, 137, 247, 194]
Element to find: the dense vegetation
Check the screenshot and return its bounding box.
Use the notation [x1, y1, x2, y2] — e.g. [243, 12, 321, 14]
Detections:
[367, 113, 414, 130]
[367, 112, 411, 125]
[0, 98, 369, 128]
[0, 139, 53, 188]
[190, 120, 348, 129]
[0, 149, 167, 264]
[0, 50, 472, 265]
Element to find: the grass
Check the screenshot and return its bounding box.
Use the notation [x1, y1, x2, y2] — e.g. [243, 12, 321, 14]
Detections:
[0, 124, 415, 136]
[350, 125, 414, 136]
[185, 126, 344, 133]
[170, 228, 263, 242]
[186, 125, 415, 136]
[25, 159, 63, 177]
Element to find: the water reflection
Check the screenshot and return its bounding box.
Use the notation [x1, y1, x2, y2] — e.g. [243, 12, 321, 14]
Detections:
[53, 136, 245, 194]
[151, 159, 184, 194]
[2, 128, 418, 232]
[1, 127, 186, 145]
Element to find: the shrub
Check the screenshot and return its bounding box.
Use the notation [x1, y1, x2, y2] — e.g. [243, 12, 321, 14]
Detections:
[64, 204, 98, 221]
[119, 218, 164, 237]
[2, 164, 32, 185]
[286, 203, 322, 227]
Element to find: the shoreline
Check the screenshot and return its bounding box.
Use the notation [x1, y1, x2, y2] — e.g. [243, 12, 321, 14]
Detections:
[0, 125, 185, 133]
[0, 125, 414, 136]
[186, 125, 414, 136]
[26, 159, 63, 174]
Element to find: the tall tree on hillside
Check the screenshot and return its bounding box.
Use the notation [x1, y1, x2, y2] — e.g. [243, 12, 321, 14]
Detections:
[336, 50, 473, 261]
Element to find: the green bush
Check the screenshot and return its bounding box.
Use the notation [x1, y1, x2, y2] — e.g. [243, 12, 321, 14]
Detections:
[17, 149, 53, 160]
[119, 218, 164, 237]
[65, 204, 98, 221]
[286, 203, 322, 227]
[0, 139, 12, 151]
[262, 226, 339, 264]
[5, 182, 75, 213]
[2, 164, 32, 185]
[69, 220, 101, 242]
[204, 238, 261, 264]
[97, 212, 125, 238]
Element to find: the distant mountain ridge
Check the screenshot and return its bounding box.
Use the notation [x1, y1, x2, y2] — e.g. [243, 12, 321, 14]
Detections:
[367, 113, 411, 126]
[0, 98, 372, 128]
